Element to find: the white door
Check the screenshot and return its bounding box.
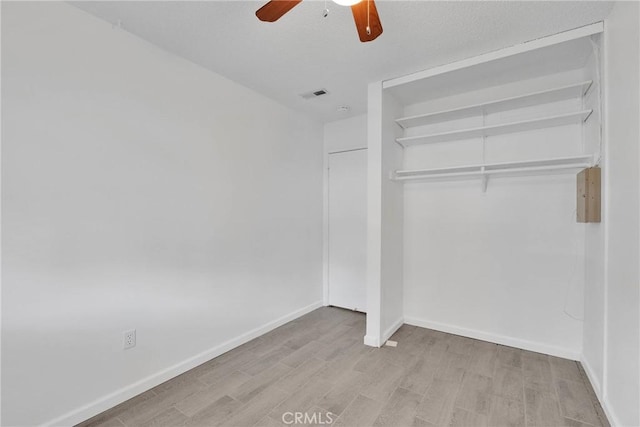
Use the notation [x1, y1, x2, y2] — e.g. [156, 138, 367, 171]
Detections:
[328, 149, 367, 312]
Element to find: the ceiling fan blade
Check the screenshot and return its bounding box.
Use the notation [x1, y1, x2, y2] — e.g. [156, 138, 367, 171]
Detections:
[256, 0, 302, 22]
[351, 0, 383, 42]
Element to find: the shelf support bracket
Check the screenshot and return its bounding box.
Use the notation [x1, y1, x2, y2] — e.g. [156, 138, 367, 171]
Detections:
[481, 168, 488, 192]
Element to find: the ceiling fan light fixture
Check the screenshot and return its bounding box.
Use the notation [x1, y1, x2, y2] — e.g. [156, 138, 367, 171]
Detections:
[332, 0, 363, 6]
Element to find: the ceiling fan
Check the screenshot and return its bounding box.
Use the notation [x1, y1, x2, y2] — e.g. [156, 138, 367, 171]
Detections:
[255, 0, 383, 43]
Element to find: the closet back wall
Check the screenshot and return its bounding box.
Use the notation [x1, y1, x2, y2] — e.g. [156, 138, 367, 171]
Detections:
[402, 74, 590, 359]
[1, 3, 323, 426]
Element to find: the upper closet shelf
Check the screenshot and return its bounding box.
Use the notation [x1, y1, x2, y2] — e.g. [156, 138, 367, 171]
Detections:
[395, 109, 592, 148]
[395, 80, 593, 129]
[391, 155, 594, 182]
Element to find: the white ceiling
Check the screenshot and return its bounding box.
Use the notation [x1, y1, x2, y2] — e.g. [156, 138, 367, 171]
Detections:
[71, 1, 614, 123]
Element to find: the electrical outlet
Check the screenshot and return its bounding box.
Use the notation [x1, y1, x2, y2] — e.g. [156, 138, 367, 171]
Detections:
[123, 329, 136, 350]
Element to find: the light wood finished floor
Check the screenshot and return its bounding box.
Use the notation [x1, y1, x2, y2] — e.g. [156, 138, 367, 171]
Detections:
[78, 307, 609, 427]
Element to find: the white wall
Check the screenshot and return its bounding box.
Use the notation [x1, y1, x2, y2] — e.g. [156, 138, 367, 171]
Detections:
[402, 72, 589, 360]
[602, 2, 640, 425]
[323, 114, 367, 153]
[1, 3, 323, 426]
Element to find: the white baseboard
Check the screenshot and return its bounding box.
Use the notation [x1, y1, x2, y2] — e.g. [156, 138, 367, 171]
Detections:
[43, 301, 323, 427]
[382, 317, 404, 344]
[601, 397, 622, 427]
[580, 356, 602, 398]
[364, 317, 404, 348]
[404, 316, 581, 361]
[363, 334, 380, 347]
[579, 358, 620, 427]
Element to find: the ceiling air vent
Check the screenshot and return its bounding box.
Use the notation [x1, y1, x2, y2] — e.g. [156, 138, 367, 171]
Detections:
[300, 89, 329, 100]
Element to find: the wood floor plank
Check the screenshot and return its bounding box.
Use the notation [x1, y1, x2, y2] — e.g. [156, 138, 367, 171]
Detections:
[118, 379, 206, 426]
[186, 395, 243, 427]
[281, 331, 320, 350]
[399, 356, 438, 395]
[522, 354, 554, 393]
[78, 391, 158, 427]
[139, 407, 188, 427]
[268, 379, 334, 420]
[415, 378, 461, 425]
[317, 324, 355, 344]
[240, 345, 296, 376]
[315, 335, 360, 362]
[274, 358, 326, 393]
[333, 394, 382, 427]
[390, 324, 418, 342]
[340, 312, 366, 328]
[259, 323, 304, 348]
[204, 337, 266, 368]
[412, 416, 436, 427]
[524, 387, 564, 427]
[449, 407, 489, 427]
[488, 396, 525, 427]
[555, 379, 602, 426]
[393, 327, 433, 357]
[434, 352, 470, 383]
[224, 387, 290, 427]
[372, 387, 422, 426]
[317, 369, 368, 416]
[198, 349, 265, 385]
[76, 308, 610, 427]
[454, 372, 494, 416]
[175, 371, 251, 416]
[300, 406, 337, 427]
[550, 357, 583, 383]
[230, 363, 292, 403]
[279, 341, 325, 368]
[446, 335, 475, 356]
[497, 346, 524, 369]
[467, 341, 499, 377]
[564, 417, 601, 427]
[358, 361, 404, 403]
[78, 417, 126, 427]
[494, 365, 525, 402]
[313, 345, 371, 384]
[255, 415, 286, 427]
[353, 349, 389, 374]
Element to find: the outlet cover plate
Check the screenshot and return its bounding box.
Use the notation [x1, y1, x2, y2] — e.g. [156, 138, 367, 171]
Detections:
[123, 329, 136, 350]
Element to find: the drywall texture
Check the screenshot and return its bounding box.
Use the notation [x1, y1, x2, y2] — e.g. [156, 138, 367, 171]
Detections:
[1, 3, 323, 425]
[402, 72, 588, 360]
[603, 2, 640, 425]
[324, 114, 367, 153]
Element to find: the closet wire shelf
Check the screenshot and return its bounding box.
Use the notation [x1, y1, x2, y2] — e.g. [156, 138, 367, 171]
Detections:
[395, 80, 593, 129]
[390, 155, 595, 183]
[395, 110, 593, 147]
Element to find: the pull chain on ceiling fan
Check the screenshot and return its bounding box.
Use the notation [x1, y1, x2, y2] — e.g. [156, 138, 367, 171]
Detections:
[255, 0, 383, 43]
